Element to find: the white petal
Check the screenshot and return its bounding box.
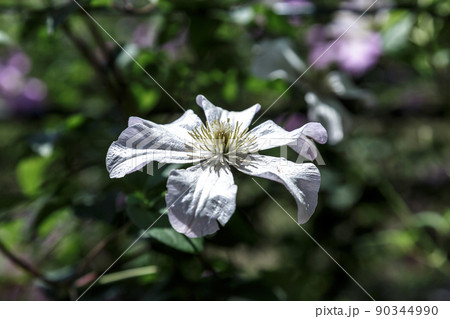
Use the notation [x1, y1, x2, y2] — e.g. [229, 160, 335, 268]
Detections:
[166, 164, 237, 238]
[237, 155, 321, 224]
[128, 109, 203, 139]
[106, 110, 202, 178]
[250, 120, 327, 161]
[196, 94, 260, 129]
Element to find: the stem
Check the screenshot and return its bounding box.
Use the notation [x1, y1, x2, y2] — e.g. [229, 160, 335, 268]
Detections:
[185, 237, 218, 276]
[81, 15, 138, 115]
[0, 238, 56, 286]
[77, 222, 132, 274]
[62, 22, 121, 101]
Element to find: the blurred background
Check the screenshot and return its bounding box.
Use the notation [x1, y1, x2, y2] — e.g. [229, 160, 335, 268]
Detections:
[0, 0, 449, 300]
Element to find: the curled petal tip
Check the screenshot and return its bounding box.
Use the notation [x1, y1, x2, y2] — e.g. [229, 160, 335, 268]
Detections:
[196, 94, 206, 108]
[316, 123, 328, 144]
[304, 122, 328, 144]
[127, 116, 140, 127]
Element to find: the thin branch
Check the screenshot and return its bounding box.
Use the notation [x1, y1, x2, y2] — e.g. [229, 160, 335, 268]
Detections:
[0, 238, 56, 286]
[185, 237, 218, 277]
[77, 222, 132, 274]
[61, 22, 120, 100]
[81, 14, 138, 114]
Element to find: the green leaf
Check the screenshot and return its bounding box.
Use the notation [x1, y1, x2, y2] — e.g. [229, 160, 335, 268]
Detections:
[16, 156, 51, 197]
[0, 219, 26, 249]
[382, 12, 415, 53]
[146, 227, 203, 253]
[65, 114, 86, 130]
[413, 211, 450, 234]
[132, 86, 161, 113]
[222, 70, 238, 102]
[98, 266, 158, 285]
[91, 0, 111, 6]
[126, 195, 160, 229]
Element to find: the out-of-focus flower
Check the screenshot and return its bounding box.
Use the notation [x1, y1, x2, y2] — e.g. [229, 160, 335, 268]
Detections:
[106, 95, 327, 237]
[230, 6, 255, 25]
[341, 0, 392, 11]
[252, 38, 306, 81]
[305, 92, 351, 145]
[307, 11, 382, 76]
[326, 71, 375, 107]
[273, 0, 314, 25]
[160, 28, 189, 60]
[0, 51, 47, 116]
[8, 51, 31, 74]
[273, 0, 313, 15]
[251, 39, 363, 144]
[283, 112, 307, 131]
[129, 20, 188, 61]
[133, 22, 159, 49]
[275, 112, 308, 132]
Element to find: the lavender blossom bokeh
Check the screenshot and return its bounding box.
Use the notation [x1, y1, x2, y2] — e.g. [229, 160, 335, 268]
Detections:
[307, 11, 383, 76]
[0, 51, 47, 116]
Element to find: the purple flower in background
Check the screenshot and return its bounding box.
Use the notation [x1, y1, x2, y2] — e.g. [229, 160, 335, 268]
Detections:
[161, 28, 189, 60]
[8, 52, 31, 74]
[307, 26, 336, 69]
[132, 23, 158, 49]
[0, 51, 47, 116]
[275, 112, 308, 132]
[283, 112, 308, 131]
[307, 11, 382, 76]
[336, 31, 382, 75]
[131, 21, 188, 60]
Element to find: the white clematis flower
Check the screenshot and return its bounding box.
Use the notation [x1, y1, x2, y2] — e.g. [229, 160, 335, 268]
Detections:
[106, 95, 327, 237]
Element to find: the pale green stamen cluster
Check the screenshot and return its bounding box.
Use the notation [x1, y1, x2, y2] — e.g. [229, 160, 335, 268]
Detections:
[187, 119, 258, 166]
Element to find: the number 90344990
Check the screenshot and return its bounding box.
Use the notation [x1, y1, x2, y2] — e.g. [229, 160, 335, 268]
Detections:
[375, 306, 438, 316]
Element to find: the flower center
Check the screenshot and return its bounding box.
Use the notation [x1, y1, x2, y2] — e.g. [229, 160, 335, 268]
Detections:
[187, 119, 258, 166]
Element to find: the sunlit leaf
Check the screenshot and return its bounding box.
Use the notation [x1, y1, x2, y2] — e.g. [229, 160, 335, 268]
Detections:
[16, 156, 51, 197]
[99, 266, 158, 285]
[413, 211, 450, 234]
[91, 0, 112, 6]
[382, 11, 415, 53]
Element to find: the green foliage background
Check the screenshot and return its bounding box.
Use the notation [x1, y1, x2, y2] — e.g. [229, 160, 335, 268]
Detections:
[0, 0, 449, 300]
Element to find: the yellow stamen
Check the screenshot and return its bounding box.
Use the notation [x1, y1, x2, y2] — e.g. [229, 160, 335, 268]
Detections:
[185, 119, 258, 167]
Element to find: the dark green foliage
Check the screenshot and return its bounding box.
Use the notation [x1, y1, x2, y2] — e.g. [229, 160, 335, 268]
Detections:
[0, 0, 448, 301]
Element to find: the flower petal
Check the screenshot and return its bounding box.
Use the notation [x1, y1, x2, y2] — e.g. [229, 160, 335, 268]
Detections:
[128, 109, 203, 140]
[166, 164, 237, 238]
[250, 120, 327, 161]
[106, 112, 202, 178]
[236, 155, 321, 224]
[196, 94, 260, 129]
